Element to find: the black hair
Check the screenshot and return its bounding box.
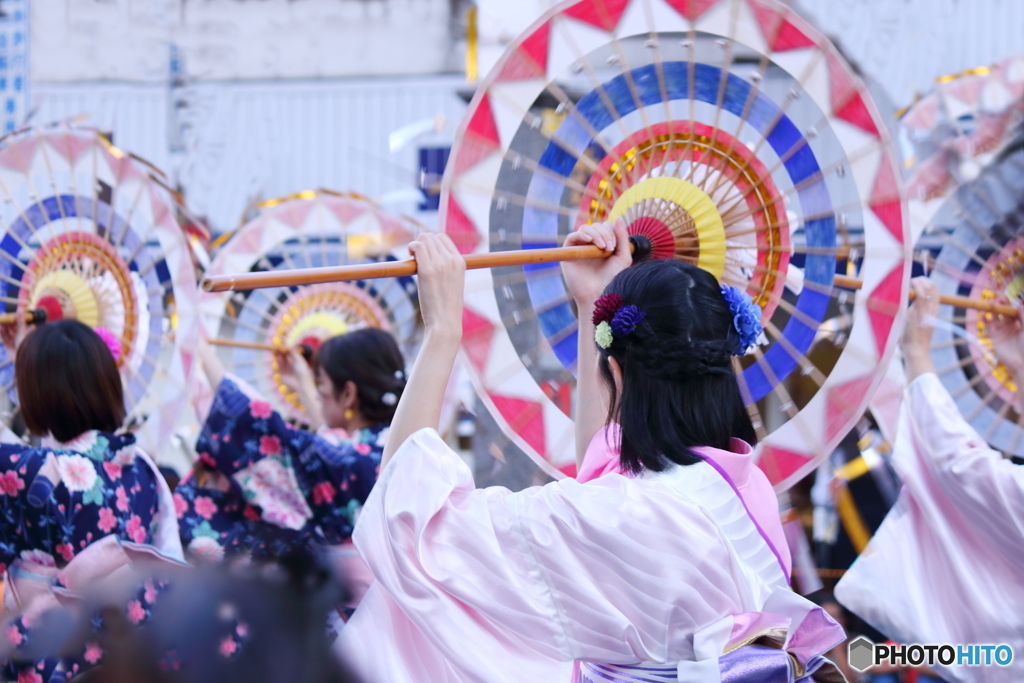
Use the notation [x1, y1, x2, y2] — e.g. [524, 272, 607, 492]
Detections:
[16, 320, 126, 442]
[597, 259, 758, 474]
[316, 328, 406, 425]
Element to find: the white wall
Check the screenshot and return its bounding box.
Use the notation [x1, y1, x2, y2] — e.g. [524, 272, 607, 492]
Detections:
[32, 0, 461, 83]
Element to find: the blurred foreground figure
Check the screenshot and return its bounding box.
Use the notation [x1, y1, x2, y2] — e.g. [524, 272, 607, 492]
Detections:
[837, 278, 1024, 683]
[3, 554, 357, 683]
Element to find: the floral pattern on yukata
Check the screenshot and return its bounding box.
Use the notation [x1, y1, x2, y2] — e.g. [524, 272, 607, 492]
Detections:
[3, 575, 171, 682]
[176, 377, 386, 562]
[0, 431, 162, 682]
[0, 431, 160, 571]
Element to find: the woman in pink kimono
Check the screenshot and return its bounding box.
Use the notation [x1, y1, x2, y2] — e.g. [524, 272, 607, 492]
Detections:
[836, 278, 1024, 683]
[339, 223, 847, 682]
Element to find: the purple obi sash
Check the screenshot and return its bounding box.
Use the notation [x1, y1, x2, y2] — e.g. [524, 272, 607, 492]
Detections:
[579, 645, 842, 683]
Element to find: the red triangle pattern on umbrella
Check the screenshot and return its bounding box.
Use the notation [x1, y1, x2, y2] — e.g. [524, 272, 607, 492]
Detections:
[562, 0, 631, 31]
[489, 393, 547, 458]
[443, 196, 482, 255]
[747, 0, 816, 52]
[326, 198, 367, 226]
[51, 134, 95, 167]
[461, 308, 495, 374]
[456, 95, 501, 174]
[868, 152, 903, 244]
[0, 137, 37, 173]
[757, 446, 810, 486]
[826, 52, 879, 137]
[825, 374, 877, 442]
[496, 22, 550, 82]
[664, 0, 720, 21]
[864, 264, 905, 359]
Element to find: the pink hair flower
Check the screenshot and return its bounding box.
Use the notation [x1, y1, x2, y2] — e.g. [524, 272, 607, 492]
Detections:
[94, 327, 122, 363]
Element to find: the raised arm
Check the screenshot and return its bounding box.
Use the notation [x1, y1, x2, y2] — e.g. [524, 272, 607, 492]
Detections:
[560, 221, 631, 469]
[380, 232, 465, 469]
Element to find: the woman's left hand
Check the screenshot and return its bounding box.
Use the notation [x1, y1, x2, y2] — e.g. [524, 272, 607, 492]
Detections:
[409, 233, 465, 342]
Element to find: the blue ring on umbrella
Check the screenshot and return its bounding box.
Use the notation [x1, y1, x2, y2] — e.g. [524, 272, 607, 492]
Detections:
[0, 195, 169, 405]
[515, 62, 836, 403]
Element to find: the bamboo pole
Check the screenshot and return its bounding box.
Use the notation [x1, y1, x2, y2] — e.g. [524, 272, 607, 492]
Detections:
[832, 275, 1018, 317]
[207, 338, 281, 353]
[199, 241, 1020, 319]
[0, 309, 47, 325]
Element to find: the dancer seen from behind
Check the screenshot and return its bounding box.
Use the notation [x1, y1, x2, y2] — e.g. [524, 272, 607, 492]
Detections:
[0, 319, 184, 680]
[836, 277, 1024, 683]
[339, 224, 847, 682]
[176, 328, 405, 603]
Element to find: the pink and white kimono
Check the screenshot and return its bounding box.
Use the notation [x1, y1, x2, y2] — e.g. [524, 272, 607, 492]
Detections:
[338, 427, 846, 682]
[836, 373, 1024, 683]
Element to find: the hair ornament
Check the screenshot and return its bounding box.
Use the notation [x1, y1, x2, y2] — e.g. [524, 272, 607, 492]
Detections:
[94, 326, 122, 363]
[381, 392, 398, 406]
[592, 294, 646, 350]
[394, 369, 406, 382]
[720, 284, 762, 355]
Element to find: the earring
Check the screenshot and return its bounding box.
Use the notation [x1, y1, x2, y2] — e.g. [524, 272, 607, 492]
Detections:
[344, 408, 354, 420]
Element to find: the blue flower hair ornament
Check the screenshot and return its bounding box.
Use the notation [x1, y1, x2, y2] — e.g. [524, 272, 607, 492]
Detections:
[720, 284, 763, 355]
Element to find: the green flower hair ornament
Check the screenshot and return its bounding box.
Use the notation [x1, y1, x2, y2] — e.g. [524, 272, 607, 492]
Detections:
[595, 321, 614, 349]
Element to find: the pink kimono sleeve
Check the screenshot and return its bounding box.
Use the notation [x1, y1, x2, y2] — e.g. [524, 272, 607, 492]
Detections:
[904, 373, 1024, 553]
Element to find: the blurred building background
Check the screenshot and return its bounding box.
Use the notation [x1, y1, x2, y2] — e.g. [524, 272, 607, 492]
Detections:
[26, 0, 1024, 237]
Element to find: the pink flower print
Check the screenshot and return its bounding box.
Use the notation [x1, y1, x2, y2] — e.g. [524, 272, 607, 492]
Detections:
[219, 636, 238, 658]
[55, 543, 75, 562]
[17, 670, 41, 683]
[354, 442, 371, 456]
[126, 515, 147, 544]
[250, 401, 272, 419]
[258, 436, 281, 455]
[243, 505, 260, 521]
[236, 623, 248, 638]
[0, 471, 24, 496]
[83, 642, 103, 664]
[97, 507, 117, 533]
[312, 481, 335, 506]
[56, 455, 98, 493]
[199, 452, 216, 468]
[144, 580, 157, 605]
[6, 624, 22, 646]
[173, 493, 188, 518]
[194, 496, 217, 520]
[127, 600, 146, 624]
[115, 486, 129, 512]
[102, 462, 122, 480]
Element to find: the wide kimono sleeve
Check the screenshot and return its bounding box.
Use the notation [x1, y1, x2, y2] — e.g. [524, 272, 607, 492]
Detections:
[902, 372, 1024, 552]
[198, 376, 380, 540]
[340, 428, 759, 683]
[0, 443, 45, 568]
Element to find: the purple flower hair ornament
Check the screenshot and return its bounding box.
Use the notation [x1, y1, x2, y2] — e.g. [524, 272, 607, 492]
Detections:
[720, 284, 762, 355]
[592, 294, 646, 350]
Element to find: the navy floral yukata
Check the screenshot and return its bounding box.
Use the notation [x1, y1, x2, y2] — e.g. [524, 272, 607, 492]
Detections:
[176, 376, 386, 562]
[0, 430, 164, 682]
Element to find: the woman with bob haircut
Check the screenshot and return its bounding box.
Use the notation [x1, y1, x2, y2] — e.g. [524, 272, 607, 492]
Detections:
[338, 225, 848, 683]
[176, 327, 406, 585]
[0, 319, 183, 681]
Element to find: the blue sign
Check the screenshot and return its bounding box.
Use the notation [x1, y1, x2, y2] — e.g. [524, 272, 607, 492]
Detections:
[0, 0, 28, 134]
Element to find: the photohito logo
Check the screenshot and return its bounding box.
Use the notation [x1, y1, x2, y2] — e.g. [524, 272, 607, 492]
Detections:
[848, 637, 1014, 672]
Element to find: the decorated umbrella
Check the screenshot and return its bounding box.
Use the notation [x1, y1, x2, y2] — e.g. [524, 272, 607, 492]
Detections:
[199, 190, 422, 425]
[901, 55, 1024, 241]
[0, 123, 200, 455]
[924, 143, 1024, 457]
[438, 0, 912, 489]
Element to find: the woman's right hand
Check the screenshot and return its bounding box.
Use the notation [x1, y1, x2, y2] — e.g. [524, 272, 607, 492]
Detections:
[902, 277, 939, 381]
[409, 232, 465, 342]
[561, 220, 632, 305]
